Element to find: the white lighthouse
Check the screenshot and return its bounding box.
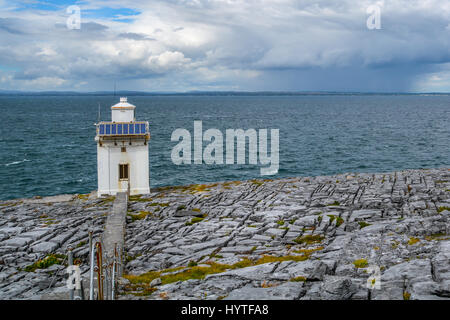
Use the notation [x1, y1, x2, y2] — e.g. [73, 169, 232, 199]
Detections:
[95, 97, 150, 197]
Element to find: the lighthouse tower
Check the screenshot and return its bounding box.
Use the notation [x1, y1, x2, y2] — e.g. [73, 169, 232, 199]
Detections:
[95, 97, 150, 197]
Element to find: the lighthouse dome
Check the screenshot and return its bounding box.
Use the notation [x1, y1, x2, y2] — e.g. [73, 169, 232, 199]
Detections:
[111, 97, 136, 110]
[111, 97, 135, 122]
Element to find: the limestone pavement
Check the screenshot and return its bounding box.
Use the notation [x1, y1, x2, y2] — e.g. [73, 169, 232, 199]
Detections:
[0, 168, 449, 300]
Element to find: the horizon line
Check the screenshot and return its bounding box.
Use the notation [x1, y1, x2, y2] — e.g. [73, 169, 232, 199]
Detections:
[1, 89, 450, 96]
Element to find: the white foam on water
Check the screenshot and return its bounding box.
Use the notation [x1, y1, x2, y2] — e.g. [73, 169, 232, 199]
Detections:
[5, 159, 31, 167]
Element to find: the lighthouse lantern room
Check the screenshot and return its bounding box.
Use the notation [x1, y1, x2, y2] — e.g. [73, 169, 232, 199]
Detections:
[95, 97, 150, 197]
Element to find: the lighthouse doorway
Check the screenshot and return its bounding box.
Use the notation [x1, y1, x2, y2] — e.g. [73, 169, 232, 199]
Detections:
[119, 164, 129, 180]
[119, 163, 130, 194]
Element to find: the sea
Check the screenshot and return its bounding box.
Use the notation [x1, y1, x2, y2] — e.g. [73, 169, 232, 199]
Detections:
[0, 94, 449, 200]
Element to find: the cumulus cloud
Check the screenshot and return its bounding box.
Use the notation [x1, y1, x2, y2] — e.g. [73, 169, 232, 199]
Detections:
[0, 0, 450, 91]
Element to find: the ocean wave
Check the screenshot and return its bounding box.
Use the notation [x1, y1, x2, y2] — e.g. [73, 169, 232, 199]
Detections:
[5, 159, 31, 167]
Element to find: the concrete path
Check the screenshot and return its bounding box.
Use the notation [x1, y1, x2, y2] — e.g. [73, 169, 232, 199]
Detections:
[101, 192, 128, 276]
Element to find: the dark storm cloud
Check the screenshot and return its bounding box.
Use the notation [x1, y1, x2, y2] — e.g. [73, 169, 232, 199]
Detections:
[0, 18, 26, 35]
[117, 32, 155, 41]
[0, 0, 449, 92]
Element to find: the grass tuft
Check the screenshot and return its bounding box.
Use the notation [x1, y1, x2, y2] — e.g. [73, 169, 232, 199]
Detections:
[24, 254, 66, 272]
[353, 259, 368, 268]
[359, 221, 372, 229]
[124, 251, 319, 293]
[128, 210, 153, 221]
[328, 200, 340, 206]
[290, 276, 307, 282]
[294, 234, 325, 245]
[185, 214, 208, 226]
[408, 237, 420, 245]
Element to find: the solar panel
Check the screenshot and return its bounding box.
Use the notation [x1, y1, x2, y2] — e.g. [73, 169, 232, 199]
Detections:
[99, 122, 148, 136]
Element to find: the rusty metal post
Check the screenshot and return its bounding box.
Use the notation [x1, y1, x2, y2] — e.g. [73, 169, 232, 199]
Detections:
[104, 261, 110, 300]
[96, 242, 104, 300]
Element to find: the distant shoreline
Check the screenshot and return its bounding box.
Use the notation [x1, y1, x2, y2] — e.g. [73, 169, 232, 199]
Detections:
[1, 91, 450, 97]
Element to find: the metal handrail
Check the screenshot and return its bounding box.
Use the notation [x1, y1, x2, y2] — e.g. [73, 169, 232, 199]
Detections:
[89, 240, 120, 300]
[96, 242, 104, 300]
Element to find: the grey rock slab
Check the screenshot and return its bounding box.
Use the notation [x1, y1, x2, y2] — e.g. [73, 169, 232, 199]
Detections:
[293, 216, 317, 227]
[224, 282, 304, 300]
[162, 247, 186, 255]
[409, 281, 446, 300]
[370, 281, 404, 300]
[288, 206, 308, 214]
[173, 210, 204, 218]
[206, 263, 278, 281]
[150, 278, 162, 287]
[251, 210, 285, 223]
[271, 260, 329, 281]
[0, 227, 23, 236]
[335, 264, 357, 277]
[265, 228, 286, 237]
[23, 194, 74, 204]
[214, 256, 247, 266]
[20, 229, 51, 241]
[237, 239, 262, 247]
[325, 235, 352, 252]
[382, 259, 432, 283]
[49, 230, 76, 245]
[30, 241, 59, 253]
[349, 209, 381, 222]
[284, 231, 300, 240]
[319, 276, 359, 300]
[0, 246, 18, 254]
[240, 227, 260, 236]
[39, 286, 70, 300]
[3, 237, 34, 247]
[431, 240, 450, 282]
[251, 234, 272, 242]
[203, 277, 249, 293]
[179, 237, 228, 253]
[220, 246, 254, 254]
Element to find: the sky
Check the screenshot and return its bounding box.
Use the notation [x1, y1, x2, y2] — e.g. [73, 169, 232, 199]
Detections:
[0, 0, 450, 92]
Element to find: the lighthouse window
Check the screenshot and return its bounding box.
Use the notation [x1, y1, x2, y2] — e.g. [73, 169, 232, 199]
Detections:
[135, 123, 140, 134]
[119, 164, 129, 180]
[99, 124, 105, 135]
[129, 124, 134, 134]
[123, 124, 128, 134]
[117, 124, 123, 134]
[140, 123, 146, 133]
[111, 124, 117, 134]
[105, 124, 111, 134]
